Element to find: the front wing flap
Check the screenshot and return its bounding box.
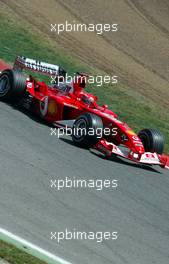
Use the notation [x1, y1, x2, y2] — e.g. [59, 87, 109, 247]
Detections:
[94, 139, 169, 169]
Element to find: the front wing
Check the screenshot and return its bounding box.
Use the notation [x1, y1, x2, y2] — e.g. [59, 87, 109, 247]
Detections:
[94, 139, 169, 169]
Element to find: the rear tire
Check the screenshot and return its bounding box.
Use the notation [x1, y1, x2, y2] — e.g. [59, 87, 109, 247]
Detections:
[138, 128, 164, 154]
[0, 69, 27, 101]
[72, 113, 103, 148]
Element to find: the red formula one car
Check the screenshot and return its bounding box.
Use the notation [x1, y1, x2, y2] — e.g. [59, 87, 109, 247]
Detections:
[0, 56, 169, 169]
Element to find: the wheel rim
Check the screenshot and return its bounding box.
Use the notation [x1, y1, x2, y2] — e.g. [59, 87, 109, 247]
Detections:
[73, 118, 87, 139]
[0, 75, 10, 96]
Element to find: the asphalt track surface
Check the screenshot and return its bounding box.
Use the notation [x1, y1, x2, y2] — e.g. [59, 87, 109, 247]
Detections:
[0, 100, 169, 264]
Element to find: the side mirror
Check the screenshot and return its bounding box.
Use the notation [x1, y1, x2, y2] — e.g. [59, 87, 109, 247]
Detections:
[102, 104, 108, 110]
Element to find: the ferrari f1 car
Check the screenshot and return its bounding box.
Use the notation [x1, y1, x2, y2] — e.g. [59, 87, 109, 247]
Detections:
[0, 56, 169, 169]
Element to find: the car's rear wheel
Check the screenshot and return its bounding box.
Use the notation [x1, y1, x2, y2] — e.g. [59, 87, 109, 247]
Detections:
[72, 113, 103, 148]
[0, 69, 27, 101]
[138, 128, 164, 154]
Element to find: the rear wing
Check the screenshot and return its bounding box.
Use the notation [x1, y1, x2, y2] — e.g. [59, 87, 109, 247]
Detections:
[13, 56, 66, 77]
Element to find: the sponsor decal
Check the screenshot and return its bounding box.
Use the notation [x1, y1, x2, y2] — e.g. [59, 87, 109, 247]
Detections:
[15, 56, 60, 75]
[132, 136, 140, 141]
[140, 152, 159, 163]
[48, 100, 58, 115]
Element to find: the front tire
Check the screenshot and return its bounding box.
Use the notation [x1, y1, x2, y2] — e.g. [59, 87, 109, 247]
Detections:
[0, 69, 27, 101]
[72, 113, 103, 148]
[138, 128, 164, 154]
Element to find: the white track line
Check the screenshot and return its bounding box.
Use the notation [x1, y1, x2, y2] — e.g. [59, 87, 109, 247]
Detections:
[0, 228, 72, 264]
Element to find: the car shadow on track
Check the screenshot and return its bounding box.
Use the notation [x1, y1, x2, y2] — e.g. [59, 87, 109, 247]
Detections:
[59, 137, 87, 149]
[1, 101, 163, 174]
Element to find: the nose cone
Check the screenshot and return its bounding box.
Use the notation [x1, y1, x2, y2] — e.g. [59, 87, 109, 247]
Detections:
[126, 130, 145, 154]
[131, 137, 145, 154]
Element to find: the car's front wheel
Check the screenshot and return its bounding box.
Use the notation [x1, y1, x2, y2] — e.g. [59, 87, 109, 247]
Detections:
[138, 128, 164, 154]
[72, 113, 103, 148]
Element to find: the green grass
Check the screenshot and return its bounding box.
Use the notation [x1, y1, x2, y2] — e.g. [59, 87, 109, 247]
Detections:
[0, 240, 47, 264]
[0, 12, 169, 151]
